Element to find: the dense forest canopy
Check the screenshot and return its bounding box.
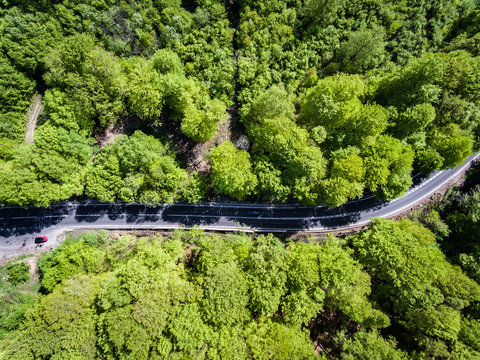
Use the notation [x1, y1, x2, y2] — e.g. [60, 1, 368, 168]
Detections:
[0, 0, 479, 207]
[2, 207, 480, 359]
[2, 2, 480, 358]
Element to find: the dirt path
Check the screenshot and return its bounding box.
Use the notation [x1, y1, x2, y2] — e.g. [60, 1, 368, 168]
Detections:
[96, 120, 123, 148]
[24, 94, 43, 144]
[188, 113, 232, 173]
[188, 106, 248, 174]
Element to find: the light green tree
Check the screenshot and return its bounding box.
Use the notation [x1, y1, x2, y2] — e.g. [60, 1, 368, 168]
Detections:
[209, 141, 257, 200]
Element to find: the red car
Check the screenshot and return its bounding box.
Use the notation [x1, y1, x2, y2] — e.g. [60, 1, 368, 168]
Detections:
[34, 236, 48, 244]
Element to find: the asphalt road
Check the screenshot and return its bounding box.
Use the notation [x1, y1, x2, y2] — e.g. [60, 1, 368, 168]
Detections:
[1, 152, 479, 257]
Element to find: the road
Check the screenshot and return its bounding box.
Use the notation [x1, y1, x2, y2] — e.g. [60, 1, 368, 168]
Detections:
[1, 152, 479, 259]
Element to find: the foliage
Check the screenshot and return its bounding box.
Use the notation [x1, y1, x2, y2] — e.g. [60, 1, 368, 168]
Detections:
[350, 218, 480, 355]
[0, 122, 95, 206]
[436, 185, 480, 284]
[408, 209, 450, 239]
[124, 50, 227, 142]
[2, 217, 480, 358]
[0, 261, 37, 339]
[209, 141, 257, 200]
[362, 135, 414, 200]
[5, 263, 30, 286]
[245, 320, 318, 360]
[0, 56, 35, 145]
[44, 33, 126, 133]
[338, 330, 408, 360]
[0, 0, 479, 207]
[2, 231, 373, 359]
[2, 0, 480, 356]
[0, 8, 61, 74]
[86, 131, 187, 204]
[336, 27, 386, 73]
[178, 173, 208, 203]
[38, 237, 106, 292]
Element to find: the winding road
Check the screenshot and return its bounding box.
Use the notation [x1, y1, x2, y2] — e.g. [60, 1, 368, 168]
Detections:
[1, 153, 479, 259]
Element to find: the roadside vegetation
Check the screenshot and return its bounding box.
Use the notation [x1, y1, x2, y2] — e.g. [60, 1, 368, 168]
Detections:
[0, 0, 479, 206]
[2, 1, 480, 358]
[1, 215, 480, 359]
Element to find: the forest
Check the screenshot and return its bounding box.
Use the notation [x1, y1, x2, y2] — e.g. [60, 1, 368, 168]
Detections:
[2, 179, 480, 360]
[0, 0, 479, 206]
[2, 1, 480, 359]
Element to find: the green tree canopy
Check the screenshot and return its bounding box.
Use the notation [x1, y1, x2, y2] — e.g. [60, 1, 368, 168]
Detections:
[86, 131, 187, 203]
[209, 141, 257, 200]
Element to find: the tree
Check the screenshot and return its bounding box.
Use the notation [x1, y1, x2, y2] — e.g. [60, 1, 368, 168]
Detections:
[0, 122, 95, 206]
[0, 56, 35, 143]
[300, 73, 365, 130]
[253, 157, 291, 202]
[300, 0, 346, 27]
[339, 330, 408, 360]
[249, 84, 296, 122]
[283, 242, 324, 326]
[442, 50, 480, 102]
[209, 141, 257, 200]
[392, 103, 436, 140]
[320, 147, 366, 207]
[373, 53, 445, 109]
[179, 173, 208, 203]
[436, 94, 480, 144]
[181, 97, 226, 143]
[143, 156, 188, 203]
[320, 177, 364, 208]
[151, 49, 185, 76]
[404, 305, 462, 342]
[0, 9, 61, 74]
[300, 74, 388, 150]
[201, 261, 250, 327]
[353, 219, 435, 307]
[44, 34, 126, 131]
[349, 217, 480, 354]
[250, 115, 310, 167]
[429, 123, 473, 169]
[43, 89, 94, 135]
[246, 235, 288, 316]
[164, 76, 227, 142]
[316, 239, 389, 328]
[408, 209, 450, 239]
[4, 274, 101, 359]
[86, 131, 187, 204]
[245, 320, 319, 360]
[337, 27, 386, 73]
[415, 147, 445, 174]
[285, 239, 388, 328]
[362, 135, 414, 200]
[168, 304, 212, 355]
[460, 317, 480, 352]
[350, 217, 480, 314]
[38, 239, 105, 293]
[126, 58, 164, 122]
[5, 262, 30, 286]
[440, 185, 480, 275]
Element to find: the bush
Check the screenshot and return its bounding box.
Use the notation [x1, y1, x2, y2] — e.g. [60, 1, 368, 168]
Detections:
[6, 263, 30, 286]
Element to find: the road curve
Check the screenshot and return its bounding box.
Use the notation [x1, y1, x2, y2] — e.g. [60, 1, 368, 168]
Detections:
[1, 152, 479, 259]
